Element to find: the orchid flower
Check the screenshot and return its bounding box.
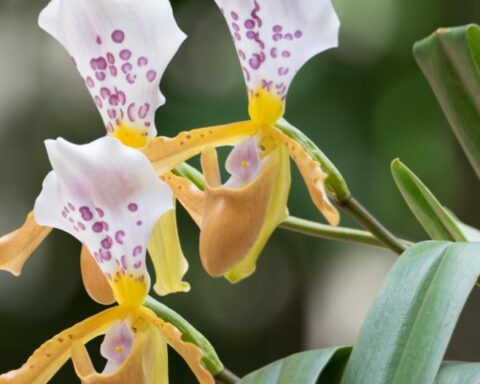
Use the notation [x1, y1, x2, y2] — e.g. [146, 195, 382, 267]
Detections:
[0, 0, 190, 301]
[0, 0, 341, 284]
[143, 0, 342, 282]
[0, 137, 215, 384]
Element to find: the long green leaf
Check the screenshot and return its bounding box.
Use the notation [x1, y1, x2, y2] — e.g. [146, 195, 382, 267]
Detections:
[391, 159, 467, 241]
[435, 362, 480, 384]
[414, 24, 480, 179]
[341, 242, 480, 384]
[239, 347, 351, 384]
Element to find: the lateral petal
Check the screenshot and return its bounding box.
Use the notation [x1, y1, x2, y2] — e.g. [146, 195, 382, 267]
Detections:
[269, 126, 339, 225]
[0, 212, 52, 276]
[147, 202, 191, 297]
[0, 307, 124, 384]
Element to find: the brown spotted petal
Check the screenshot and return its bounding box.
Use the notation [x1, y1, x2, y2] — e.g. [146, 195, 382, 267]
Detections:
[0, 307, 124, 384]
[0, 212, 52, 276]
[199, 144, 290, 283]
[268, 126, 340, 226]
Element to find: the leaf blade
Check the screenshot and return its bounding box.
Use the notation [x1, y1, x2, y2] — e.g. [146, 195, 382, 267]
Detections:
[239, 347, 351, 384]
[414, 24, 480, 178]
[341, 242, 480, 384]
[435, 362, 480, 384]
[391, 159, 467, 241]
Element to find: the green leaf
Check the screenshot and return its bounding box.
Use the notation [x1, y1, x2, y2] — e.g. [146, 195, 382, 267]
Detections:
[391, 159, 467, 241]
[239, 347, 351, 384]
[414, 24, 480, 179]
[435, 362, 480, 384]
[341, 242, 480, 384]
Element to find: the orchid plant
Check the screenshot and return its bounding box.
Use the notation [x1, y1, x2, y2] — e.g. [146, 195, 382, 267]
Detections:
[1, 0, 480, 383]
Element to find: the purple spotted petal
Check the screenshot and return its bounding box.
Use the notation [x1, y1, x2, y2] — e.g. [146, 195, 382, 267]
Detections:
[215, 0, 339, 100]
[34, 137, 174, 288]
[225, 137, 261, 187]
[39, 0, 186, 138]
[100, 321, 134, 367]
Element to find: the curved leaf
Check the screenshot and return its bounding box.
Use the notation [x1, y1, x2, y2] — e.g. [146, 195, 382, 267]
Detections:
[239, 347, 351, 384]
[435, 362, 480, 384]
[391, 159, 467, 241]
[414, 24, 480, 178]
[341, 242, 480, 384]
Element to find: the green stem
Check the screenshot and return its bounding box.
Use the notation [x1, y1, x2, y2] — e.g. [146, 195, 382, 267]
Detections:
[281, 216, 384, 248]
[215, 368, 241, 384]
[339, 197, 407, 255]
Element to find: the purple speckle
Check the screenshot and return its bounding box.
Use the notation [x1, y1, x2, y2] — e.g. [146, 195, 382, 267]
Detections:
[122, 63, 133, 74]
[137, 57, 148, 67]
[133, 261, 142, 269]
[85, 77, 94, 88]
[295, 30, 303, 38]
[119, 49, 132, 60]
[273, 33, 283, 41]
[249, 54, 261, 70]
[138, 103, 150, 119]
[146, 70, 157, 82]
[231, 11, 239, 20]
[120, 255, 128, 270]
[107, 52, 115, 64]
[284, 33, 293, 41]
[95, 208, 104, 217]
[92, 222, 104, 233]
[282, 50, 291, 58]
[128, 203, 138, 212]
[96, 72, 106, 81]
[273, 25, 283, 33]
[136, 220, 143, 226]
[100, 249, 112, 261]
[245, 19, 255, 29]
[79, 206, 93, 221]
[112, 30, 125, 43]
[115, 230, 125, 244]
[133, 246, 142, 257]
[95, 96, 103, 108]
[100, 87, 111, 99]
[96, 35, 102, 45]
[101, 236, 113, 250]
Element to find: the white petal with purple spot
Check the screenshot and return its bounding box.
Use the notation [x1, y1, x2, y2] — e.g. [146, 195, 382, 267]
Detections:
[34, 136, 174, 287]
[39, 0, 186, 138]
[215, 0, 339, 100]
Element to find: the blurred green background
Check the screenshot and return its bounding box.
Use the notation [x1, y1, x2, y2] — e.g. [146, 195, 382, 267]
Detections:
[1, 0, 480, 381]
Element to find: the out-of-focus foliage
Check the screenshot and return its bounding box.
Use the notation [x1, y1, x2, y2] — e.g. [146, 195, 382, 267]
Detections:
[0, 0, 480, 381]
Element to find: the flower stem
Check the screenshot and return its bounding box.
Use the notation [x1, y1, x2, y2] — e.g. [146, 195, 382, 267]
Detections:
[280, 216, 384, 248]
[215, 368, 241, 384]
[339, 197, 407, 255]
